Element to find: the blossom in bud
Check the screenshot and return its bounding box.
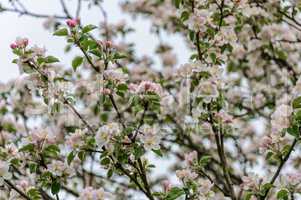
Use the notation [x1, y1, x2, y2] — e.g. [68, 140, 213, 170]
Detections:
[11, 37, 29, 49]
[104, 40, 113, 48]
[15, 37, 29, 48]
[137, 81, 162, 96]
[100, 88, 111, 95]
[66, 19, 79, 28]
[162, 180, 172, 192]
[10, 43, 18, 49]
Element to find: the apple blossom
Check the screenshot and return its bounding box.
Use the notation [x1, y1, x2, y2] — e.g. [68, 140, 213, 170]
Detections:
[66, 18, 79, 28]
[1, 0, 301, 199]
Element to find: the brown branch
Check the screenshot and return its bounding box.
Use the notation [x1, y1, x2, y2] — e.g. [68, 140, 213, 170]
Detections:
[260, 139, 298, 199]
[4, 180, 31, 200]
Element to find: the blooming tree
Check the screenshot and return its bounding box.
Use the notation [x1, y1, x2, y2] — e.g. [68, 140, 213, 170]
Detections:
[1, 0, 301, 199]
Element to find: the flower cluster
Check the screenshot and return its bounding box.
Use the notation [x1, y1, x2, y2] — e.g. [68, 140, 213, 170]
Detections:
[1, 0, 301, 199]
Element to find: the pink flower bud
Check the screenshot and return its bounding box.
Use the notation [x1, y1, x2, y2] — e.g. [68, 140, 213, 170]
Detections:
[23, 38, 29, 47]
[13, 37, 29, 49]
[100, 88, 111, 95]
[162, 180, 172, 192]
[66, 19, 78, 28]
[10, 43, 18, 49]
[105, 41, 113, 48]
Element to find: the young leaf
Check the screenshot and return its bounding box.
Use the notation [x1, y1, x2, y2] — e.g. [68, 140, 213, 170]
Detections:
[67, 151, 76, 165]
[292, 96, 301, 109]
[165, 187, 185, 200]
[51, 181, 61, 195]
[276, 188, 289, 200]
[27, 188, 41, 200]
[53, 28, 68, 36]
[72, 56, 84, 71]
[152, 149, 163, 157]
[45, 56, 59, 63]
[82, 24, 97, 33]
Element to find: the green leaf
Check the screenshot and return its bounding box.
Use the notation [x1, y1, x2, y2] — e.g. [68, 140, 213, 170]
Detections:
[113, 53, 127, 60]
[152, 149, 163, 157]
[45, 56, 59, 63]
[199, 155, 211, 167]
[53, 28, 68, 36]
[43, 144, 60, 157]
[82, 24, 97, 33]
[19, 143, 35, 153]
[67, 151, 76, 165]
[294, 109, 301, 121]
[277, 188, 289, 200]
[12, 49, 22, 56]
[286, 125, 299, 138]
[29, 162, 37, 173]
[209, 53, 217, 64]
[78, 151, 86, 161]
[117, 83, 128, 92]
[292, 96, 301, 109]
[100, 157, 111, 165]
[180, 11, 189, 21]
[27, 188, 41, 200]
[72, 56, 84, 71]
[166, 187, 185, 200]
[173, 0, 182, 8]
[243, 191, 253, 200]
[260, 183, 274, 196]
[107, 168, 113, 178]
[51, 181, 61, 195]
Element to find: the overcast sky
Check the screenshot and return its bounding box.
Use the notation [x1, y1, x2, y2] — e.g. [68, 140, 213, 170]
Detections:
[0, 0, 190, 82]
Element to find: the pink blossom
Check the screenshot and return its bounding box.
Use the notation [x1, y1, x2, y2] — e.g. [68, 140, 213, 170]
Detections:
[66, 19, 79, 28]
[100, 88, 111, 95]
[11, 37, 29, 49]
[10, 43, 18, 49]
[104, 40, 113, 48]
[162, 180, 172, 192]
[15, 37, 29, 48]
[137, 81, 162, 95]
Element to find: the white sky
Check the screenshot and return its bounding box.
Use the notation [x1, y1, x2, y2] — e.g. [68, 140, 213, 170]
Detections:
[0, 0, 190, 82]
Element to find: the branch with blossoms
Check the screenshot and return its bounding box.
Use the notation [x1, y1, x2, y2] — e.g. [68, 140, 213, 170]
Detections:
[2, 0, 301, 200]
